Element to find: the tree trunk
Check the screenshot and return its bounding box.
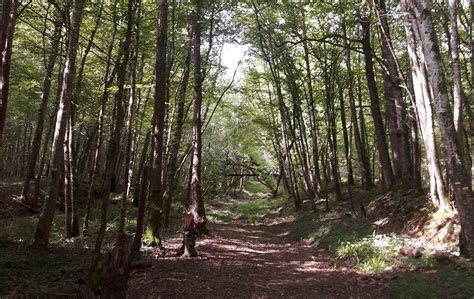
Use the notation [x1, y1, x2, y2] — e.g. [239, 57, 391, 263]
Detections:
[0, 0, 17, 146]
[338, 86, 354, 186]
[189, 0, 207, 234]
[360, 18, 394, 190]
[449, 0, 466, 159]
[149, 0, 168, 243]
[470, 0, 474, 190]
[21, 14, 61, 204]
[402, 3, 450, 210]
[375, 0, 411, 180]
[163, 13, 193, 227]
[404, 0, 474, 257]
[90, 0, 135, 274]
[133, 163, 149, 254]
[82, 0, 119, 236]
[34, 0, 85, 248]
[343, 20, 373, 189]
[301, 10, 322, 195]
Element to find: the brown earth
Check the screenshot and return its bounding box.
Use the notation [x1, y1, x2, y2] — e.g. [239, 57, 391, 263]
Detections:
[128, 219, 390, 298]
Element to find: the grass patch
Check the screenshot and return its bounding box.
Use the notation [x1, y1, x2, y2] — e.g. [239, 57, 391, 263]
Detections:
[229, 197, 285, 224]
[244, 181, 271, 195]
[334, 234, 406, 273]
[207, 210, 233, 223]
[388, 263, 474, 298]
[289, 212, 372, 248]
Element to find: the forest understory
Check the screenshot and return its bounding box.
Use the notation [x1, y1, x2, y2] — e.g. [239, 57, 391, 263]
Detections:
[1, 180, 473, 298]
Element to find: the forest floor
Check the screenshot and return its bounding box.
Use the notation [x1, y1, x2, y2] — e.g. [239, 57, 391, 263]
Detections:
[128, 216, 389, 297]
[128, 186, 474, 298]
[1, 181, 474, 297]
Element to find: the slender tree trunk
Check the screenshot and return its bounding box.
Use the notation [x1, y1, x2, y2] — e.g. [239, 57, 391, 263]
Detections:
[34, 0, 85, 248]
[133, 166, 148, 253]
[83, 0, 119, 236]
[449, 0, 466, 159]
[189, 0, 207, 234]
[118, 84, 136, 234]
[133, 131, 150, 206]
[301, 11, 322, 195]
[90, 0, 135, 274]
[163, 14, 193, 226]
[360, 18, 394, 190]
[149, 0, 168, 243]
[338, 86, 354, 186]
[21, 15, 61, 204]
[343, 20, 373, 189]
[324, 69, 342, 201]
[64, 117, 79, 237]
[0, 0, 17, 146]
[375, 0, 411, 180]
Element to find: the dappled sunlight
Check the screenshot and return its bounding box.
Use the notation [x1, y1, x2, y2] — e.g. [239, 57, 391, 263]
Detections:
[129, 220, 388, 298]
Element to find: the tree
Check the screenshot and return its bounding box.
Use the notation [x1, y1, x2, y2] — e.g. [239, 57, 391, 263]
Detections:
[0, 0, 17, 145]
[360, 16, 394, 190]
[34, 0, 86, 248]
[21, 11, 62, 204]
[149, 0, 168, 245]
[402, 0, 474, 257]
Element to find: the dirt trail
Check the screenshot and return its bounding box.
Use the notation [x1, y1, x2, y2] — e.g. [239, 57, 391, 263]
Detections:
[128, 219, 389, 298]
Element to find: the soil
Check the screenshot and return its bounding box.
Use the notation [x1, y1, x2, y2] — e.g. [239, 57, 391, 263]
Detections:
[128, 219, 390, 298]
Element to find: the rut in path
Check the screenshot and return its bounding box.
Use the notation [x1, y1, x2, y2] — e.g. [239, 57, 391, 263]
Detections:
[128, 219, 389, 298]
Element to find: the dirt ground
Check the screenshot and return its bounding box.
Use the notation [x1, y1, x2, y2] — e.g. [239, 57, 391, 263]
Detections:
[128, 219, 390, 298]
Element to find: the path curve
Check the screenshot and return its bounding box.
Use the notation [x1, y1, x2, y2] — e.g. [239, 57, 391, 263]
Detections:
[128, 220, 388, 298]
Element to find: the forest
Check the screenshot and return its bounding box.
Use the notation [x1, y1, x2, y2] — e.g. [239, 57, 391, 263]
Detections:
[0, 0, 474, 297]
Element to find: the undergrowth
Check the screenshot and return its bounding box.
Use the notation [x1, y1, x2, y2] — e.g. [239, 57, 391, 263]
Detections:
[0, 200, 139, 296]
[287, 202, 474, 298]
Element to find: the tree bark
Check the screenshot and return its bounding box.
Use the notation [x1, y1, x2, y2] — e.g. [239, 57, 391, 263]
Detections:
[21, 14, 62, 204]
[90, 0, 135, 273]
[449, 0, 466, 158]
[402, 2, 450, 210]
[149, 0, 168, 243]
[189, 0, 207, 234]
[0, 0, 17, 146]
[375, 0, 411, 180]
[404, 0, 474, 257]
[360, 18, 394, 190]
[163, 13, 193, 227]
[342, 20, 373, 189]
[34, 0, 85, 248]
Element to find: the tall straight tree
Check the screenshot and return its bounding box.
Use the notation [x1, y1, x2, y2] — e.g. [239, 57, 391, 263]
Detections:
[448, 0, 467, 168]
[402, 0, 474, 257]
[190, 0, 206, 233]
[0, 0, 17, 146]
[90, 0, 135, 273]
[149, 0, 168, 243]
[34, 0, 85, 248]
[163, 13, 193, 227]
[360, 17, 394, 190]
[342, 20, 373, 190]
[374, 0, 411, 180]
[21, 12, 62, 203]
